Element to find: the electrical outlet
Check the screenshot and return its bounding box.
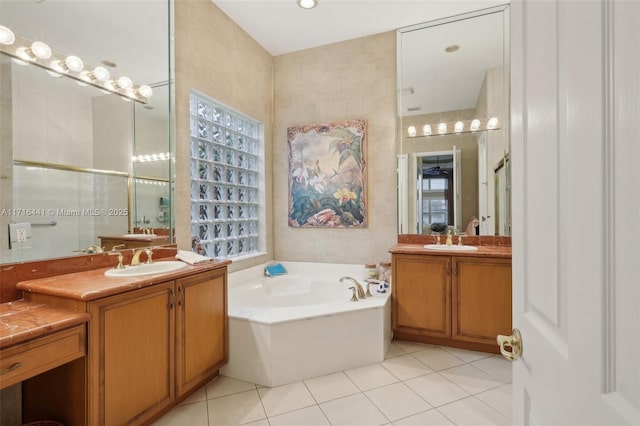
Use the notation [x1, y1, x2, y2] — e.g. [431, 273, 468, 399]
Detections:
[17, 227, 27, 243]
[8, 223, 32, 249]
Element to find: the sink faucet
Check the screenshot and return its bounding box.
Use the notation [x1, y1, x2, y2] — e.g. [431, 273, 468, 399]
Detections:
[84, 245, 103, 254]
[130, 248, 153, 266]
[340, 276, 366, 299]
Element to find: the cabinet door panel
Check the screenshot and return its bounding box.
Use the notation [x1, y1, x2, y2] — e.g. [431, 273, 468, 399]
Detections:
[89, 283, 175, 426]
[176, 269, 227, 396]
[452, 257, 512, 345]
[393, 254, 451, 337]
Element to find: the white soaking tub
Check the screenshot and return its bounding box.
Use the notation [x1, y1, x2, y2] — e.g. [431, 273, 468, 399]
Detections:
[221, 261, 391, 387]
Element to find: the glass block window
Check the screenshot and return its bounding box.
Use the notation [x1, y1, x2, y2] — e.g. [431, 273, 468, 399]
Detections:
[189, 91, 261, 259]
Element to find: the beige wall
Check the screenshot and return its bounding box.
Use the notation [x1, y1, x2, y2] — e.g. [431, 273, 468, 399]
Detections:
[273, 33, 398, 265]
[174, 0, 274, 271]
[175, 2, 398, 268]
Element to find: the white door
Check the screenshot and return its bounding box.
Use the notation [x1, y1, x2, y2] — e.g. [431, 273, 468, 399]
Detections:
[477, 133, 491, 235]
[452, 146, 462, 231]
[510, 0, 640, 424]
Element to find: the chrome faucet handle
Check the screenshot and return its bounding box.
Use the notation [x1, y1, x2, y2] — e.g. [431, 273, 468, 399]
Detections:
[108, 251, 124, 269]
[348, 287, 358, 302]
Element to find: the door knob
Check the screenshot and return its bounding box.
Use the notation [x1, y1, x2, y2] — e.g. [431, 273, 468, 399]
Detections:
[497, 328, 522, 361]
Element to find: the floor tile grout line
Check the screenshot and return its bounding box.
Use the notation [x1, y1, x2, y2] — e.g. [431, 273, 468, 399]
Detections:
[466, 394, 512, 423]
[159, 342, 511, 426]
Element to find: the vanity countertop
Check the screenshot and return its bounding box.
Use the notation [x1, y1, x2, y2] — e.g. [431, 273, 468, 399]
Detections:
[0, 299, 89, 349]
[16, 258, 231, 302]
[390, 243, 512, 259]
[98, 234, 170, 242]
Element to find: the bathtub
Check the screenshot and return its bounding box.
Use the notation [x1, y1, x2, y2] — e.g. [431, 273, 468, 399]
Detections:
[220, 261, 391, 387]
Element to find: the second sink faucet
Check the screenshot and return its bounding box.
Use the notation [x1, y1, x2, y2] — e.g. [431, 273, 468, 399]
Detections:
[130, 248, 154, 266]
[339, 276, 366, 299]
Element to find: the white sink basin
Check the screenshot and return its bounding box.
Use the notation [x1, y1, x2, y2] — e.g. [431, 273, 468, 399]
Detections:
[123, 234, 157, 238]
[105, 261, 188, 277]
[423, 244, 479, 251]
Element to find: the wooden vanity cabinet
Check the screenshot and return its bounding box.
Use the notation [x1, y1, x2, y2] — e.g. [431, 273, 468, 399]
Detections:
[452, 257, 512, 346]
[88, 282, 175, 426]
[392, 253, 511, 353]
[392, 254, 451, 338]
[85, 268, 227, 425]
[176, 269, 228, 397]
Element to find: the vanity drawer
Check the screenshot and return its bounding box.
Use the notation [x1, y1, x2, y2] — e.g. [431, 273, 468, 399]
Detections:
[0, 324, 86, 389]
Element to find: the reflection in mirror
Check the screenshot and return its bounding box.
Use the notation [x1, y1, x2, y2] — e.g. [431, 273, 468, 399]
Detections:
[397, 5, 510, 236]
[0, 1, 172, 263]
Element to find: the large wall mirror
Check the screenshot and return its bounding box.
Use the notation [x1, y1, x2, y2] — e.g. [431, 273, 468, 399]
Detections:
[0, 0, 173, 263]
[397, 5, 510, 236]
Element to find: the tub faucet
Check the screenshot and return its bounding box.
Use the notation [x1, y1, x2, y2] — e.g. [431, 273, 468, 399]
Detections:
[340, 276, 366, 299]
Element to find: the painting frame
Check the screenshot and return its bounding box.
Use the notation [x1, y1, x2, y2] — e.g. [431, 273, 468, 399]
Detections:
[287, 119, 367, 228]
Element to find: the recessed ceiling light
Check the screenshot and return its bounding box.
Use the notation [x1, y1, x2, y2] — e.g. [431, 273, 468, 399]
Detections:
[445, 44, 460, 53]
[297, 0, 318, 9]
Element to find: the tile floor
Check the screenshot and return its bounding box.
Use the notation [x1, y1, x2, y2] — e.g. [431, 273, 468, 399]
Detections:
[153, 340, 512, 426]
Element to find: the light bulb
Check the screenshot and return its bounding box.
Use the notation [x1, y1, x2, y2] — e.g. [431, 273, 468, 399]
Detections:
[15, 47, 32, 62]
[423, 124, 432, 136]
[297, 0, 318, 9]
[79, 71, 92, 82]
[407, 126, 416, 137]
[49, 60, 62, 73]
[117, 76, 133, 90]
[470, 119, 481, 131]
[438, 123, 447, 134]
[75, 80, 88, 87]
[65, 55, 84, 72]
[454, 121, 464, 133]
[30, 41, 51, 59]
[487, 117, 499, 129]
[138, 85, 153, 98]
[92, 66, 110, 82]
[46, 70, 62, 78]
[151, 154, 159, 161]
[0, 26, 15, 45]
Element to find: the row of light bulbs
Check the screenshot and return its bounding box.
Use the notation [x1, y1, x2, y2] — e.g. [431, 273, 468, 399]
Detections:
[0, 25, 152, 103]
[132, 152, 171, 163]
[407, 117, 500, 138]
[134, 179, 168, 186]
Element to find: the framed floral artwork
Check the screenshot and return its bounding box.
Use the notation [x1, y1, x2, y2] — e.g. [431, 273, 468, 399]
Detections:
[288, 119, 367, 228]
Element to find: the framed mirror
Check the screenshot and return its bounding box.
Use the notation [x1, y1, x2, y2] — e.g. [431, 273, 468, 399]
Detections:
[0, 0, 173, 263]
[397, 5, 510, 236]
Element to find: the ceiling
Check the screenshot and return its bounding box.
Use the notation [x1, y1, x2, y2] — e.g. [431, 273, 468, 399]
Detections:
[211, 0, 506, 56]
[1, 0, 507, 117]
[212, 0, 509, 115]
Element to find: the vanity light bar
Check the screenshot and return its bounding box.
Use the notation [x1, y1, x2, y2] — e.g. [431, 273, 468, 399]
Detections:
[132, 152, 171, 163]
[0, 25, 152, 104]
[407, 117, 500, 138]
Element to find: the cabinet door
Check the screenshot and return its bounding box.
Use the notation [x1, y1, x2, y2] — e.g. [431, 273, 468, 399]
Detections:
[392, 254, 451, 337]
[452, 257, 512, 345]
[89, 282, 175, 426]
[176, 268, 228, 396]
